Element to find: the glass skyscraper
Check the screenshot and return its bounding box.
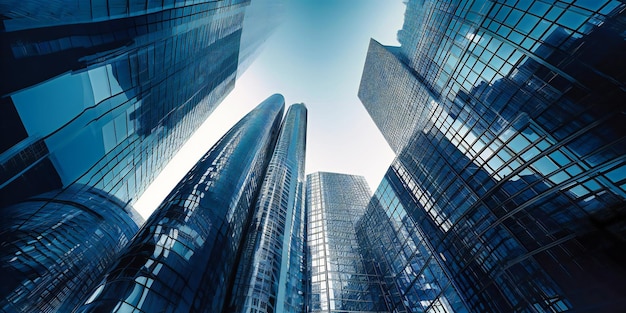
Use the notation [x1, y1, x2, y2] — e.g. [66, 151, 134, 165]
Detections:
[0, 0, 283, 207]
[226, 103, 307, 313]
[359, 0, 626, 312]
[356, 165, 469, 313]
[1, 2, 284, 312]
[306, 172, 387, 312]
[0, 185, 142, 313]
[74, 94, 284, 312]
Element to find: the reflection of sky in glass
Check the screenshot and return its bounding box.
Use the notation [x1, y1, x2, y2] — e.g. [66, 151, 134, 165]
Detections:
[425, 74, 625, 207]
[394, 161, 453, 233]
[11, 64, 130, 185]
[88, 65, 125, 104]
[13, 72, 93, 136]
[365, 176, 467, 312]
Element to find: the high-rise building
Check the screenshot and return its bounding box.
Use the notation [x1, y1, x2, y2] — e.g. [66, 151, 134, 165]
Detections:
[306, 172, 387, 312]
[0, 0, 284, 208]
[0, 2, 284, 312]
[356, 164, 469, 313]
[357, 42, 430, 154]
[73, 94, 284, 312]
[0, 185, 142, 313]
[359, 0, 626, 312]
[226, 103, 307, 313]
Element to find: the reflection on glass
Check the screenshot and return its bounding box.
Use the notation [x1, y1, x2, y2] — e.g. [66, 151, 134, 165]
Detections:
[74, 94, 284, 313]
[0, 185, 141, 313]
[227, 104, 308, 313]
[359, 0, 626, 311]
[0, 0, 285, 209]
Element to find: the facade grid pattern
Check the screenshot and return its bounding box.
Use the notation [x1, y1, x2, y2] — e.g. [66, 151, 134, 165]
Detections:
[227, 103, 308, 313]
[356, 170, 469, 313]
[0, 0, 278, 208]
[359, 0, 626, 312]
[1, 2, 284, 312]
[306, 172, 386, 313]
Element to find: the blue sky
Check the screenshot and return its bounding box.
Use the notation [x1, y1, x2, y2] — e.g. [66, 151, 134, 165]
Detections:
[134, 0, 406, 218]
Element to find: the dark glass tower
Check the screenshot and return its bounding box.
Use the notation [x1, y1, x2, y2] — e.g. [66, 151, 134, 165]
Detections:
[226, 103, 307, 313]
[0, 185, 142, 313]
[73, 94, 284, 313]
[359, 0, 626, 312]
[306, 172, 386, 312]
[0, 0, 283, 208]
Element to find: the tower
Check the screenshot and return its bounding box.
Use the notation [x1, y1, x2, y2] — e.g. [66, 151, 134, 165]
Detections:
[227, 103, 307, 313]
[74, 94, 284, 312]
[0, 0, 284, 207]
[0, 185, 142, 313]
[358, 0, 626, 311]
[306, 172, 386, 312]
[1, 2, 284, 312]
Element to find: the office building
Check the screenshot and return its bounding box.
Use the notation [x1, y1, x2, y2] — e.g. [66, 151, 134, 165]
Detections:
[0, 0, 283, 207]
[0, 2, 283, 312]
[357, 42, 430, 154]
[359, 0, 626, 311]
[226, 103, 307, 313]
[356, 163, 469, 313]
[306, 172, 387, 312]
[73, 94, 284, 312]
[0, 185, 142, 313]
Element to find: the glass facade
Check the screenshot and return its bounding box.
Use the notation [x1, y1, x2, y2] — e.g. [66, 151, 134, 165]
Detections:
[306, 172, 386, 312]
[282, 171, 308, 313]
[358, 41, 432, 154]
[359, 0, 626, 312]
[227, 103, 307, 313]
[356, 169, 469, 313]
[0, 185, 141, 313]
[0, 0, 283, 208]
[74, 94, 284, 313]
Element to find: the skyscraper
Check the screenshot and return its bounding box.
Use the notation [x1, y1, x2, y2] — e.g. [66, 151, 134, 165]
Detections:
[0, 0, 284, 207]
[357, 41, 430, 154]
[1, 2, 284, 312]
[359, 0, 626, 311]
[306, 172, 386, 312]
[226, 103, 307, 313]
[0, 185, 142, 313]
[356, 164, 469, 313]
[74, 94, 284, 313]
[69, 95, 284, 312]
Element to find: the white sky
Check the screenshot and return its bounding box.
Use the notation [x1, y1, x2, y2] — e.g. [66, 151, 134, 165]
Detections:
[134, 0, 405, 219]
